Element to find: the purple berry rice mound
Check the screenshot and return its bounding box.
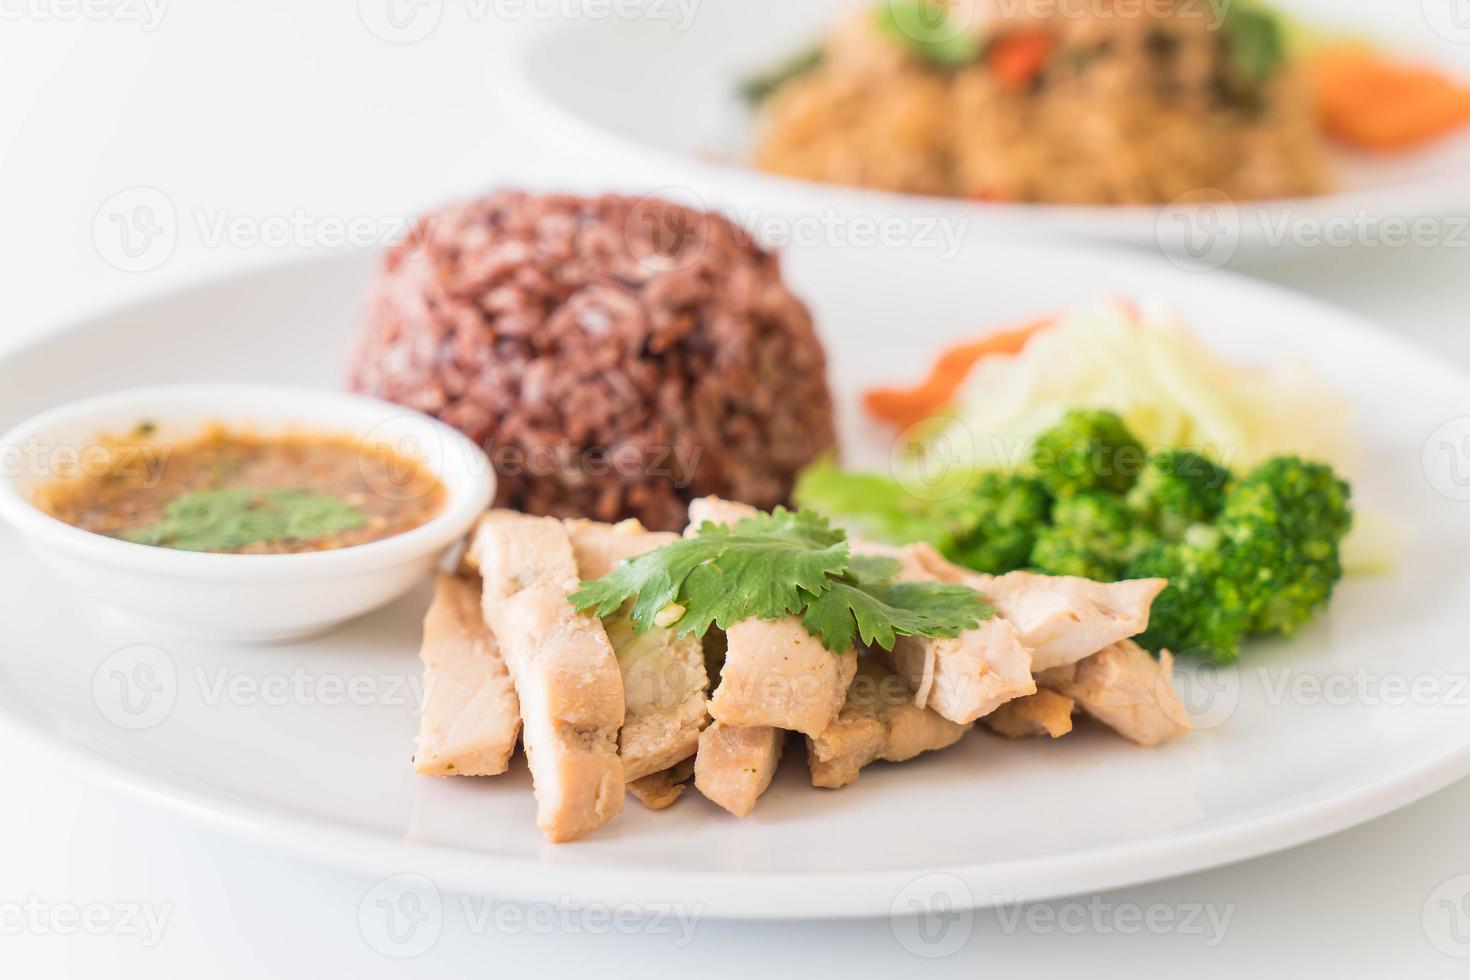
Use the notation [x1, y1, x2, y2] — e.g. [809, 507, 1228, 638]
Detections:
[348, 190, 837, 531]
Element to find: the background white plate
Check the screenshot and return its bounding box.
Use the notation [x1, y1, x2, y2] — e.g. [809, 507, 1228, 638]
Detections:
[495, 0, 1470, 253]
[1, 240, 1468, 919]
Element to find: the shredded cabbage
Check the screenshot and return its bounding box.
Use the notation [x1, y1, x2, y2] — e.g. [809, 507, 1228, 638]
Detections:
[910, 300, 1357, 478]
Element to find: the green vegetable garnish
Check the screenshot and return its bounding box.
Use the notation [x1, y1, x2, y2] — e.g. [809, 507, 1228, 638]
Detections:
[740, 45, 825, 106]
[568, 506, 992, 653]
[1216, 456, 1352, 637]
[1128, 528, 1250, 663]
[795, 410, 1353, 663]
[1030, 491, 1149, 581]
[122, 488, 366, 552]
[1127, 449, 1230, 540]
[1217, 0, 1287, 107]
[1030, 408, 1147, 497]
[875, 0, 982, 69]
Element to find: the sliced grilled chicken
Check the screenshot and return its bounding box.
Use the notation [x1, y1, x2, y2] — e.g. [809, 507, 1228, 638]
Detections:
[414, 573, 522, 777]
[687, 497, 856, 737]
[626, 758, 696, 811]
[807, 656, 970, 789]
[860, 542, 1035, 725]
[911, 545, 1166, 672]
[471, 511, 625, 843]
[564, 518, 710, 783]
[982, 689, 1075, 739]
[694, 721, 785, 817]
[1036, 640, 1191, 747]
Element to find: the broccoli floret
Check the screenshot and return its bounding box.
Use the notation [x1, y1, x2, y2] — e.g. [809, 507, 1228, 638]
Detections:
[1127, 527, 1251, 662]
[946, 472, 1051, 574]
[1217, 456, 1352, 637]
[1031, 491, 1152, 580]
[1127, 449, 1232, 539]
[1031, 408, 1147, 497]
[1127, 456, 1352, 660]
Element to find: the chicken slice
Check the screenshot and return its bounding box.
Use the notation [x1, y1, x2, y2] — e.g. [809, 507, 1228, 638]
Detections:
[470, 511, 625, 843]
[982, 689, 1075, 739]
[807, 656, 970, 789]
[564, 518, 710, 783]
[626, 758, 696, 811]
[860, 542, 1035, 725]
[687, 497, 855, 737]
[414, 573, 522, 776]
[693, 721, 785, 817]
[911, 545, 1166, 672]
[1036, 640, 1191, 747]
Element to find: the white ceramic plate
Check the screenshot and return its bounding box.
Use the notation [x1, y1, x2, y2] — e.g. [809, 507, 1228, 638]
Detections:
[2, 241, 1468, 919]
[494, 0, 1470, 253]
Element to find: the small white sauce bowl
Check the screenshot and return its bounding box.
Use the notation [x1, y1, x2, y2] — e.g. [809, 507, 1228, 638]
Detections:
[0, 384, 495, 643]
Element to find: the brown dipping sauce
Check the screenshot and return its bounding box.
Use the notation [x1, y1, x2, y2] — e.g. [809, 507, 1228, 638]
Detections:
[37, 425, 446, 554]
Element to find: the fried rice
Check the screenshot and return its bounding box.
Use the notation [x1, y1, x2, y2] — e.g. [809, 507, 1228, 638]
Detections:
[752, 2, 1332, 205]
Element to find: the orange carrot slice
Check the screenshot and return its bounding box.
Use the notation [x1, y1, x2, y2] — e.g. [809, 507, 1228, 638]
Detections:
[1313, 47, 1470, 151]
[989, 31, 1057, 90]
[864, 319, 1048, 431]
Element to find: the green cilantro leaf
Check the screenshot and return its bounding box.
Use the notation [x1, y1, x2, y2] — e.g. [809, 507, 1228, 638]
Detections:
[802, 579, 992, 653]
[122, 488, 365, 552]
[568, 506, 993, 654]
[569, 507, 850, 634]
[848, 553, 901, 585]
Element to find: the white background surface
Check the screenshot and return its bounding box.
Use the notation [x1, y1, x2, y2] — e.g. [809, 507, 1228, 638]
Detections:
[1, 2, 1469, 976]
